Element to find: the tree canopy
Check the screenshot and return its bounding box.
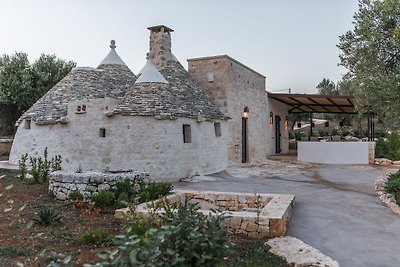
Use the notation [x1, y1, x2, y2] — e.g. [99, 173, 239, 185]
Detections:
[338, 0, 400, 127]
[0, 53, 75, 133]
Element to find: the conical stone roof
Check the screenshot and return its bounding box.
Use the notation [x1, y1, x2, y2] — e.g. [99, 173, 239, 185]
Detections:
[18, 41, 136, 125]
[114, 58, 225, 120]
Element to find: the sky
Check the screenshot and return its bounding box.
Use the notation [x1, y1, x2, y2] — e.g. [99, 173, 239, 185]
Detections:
[0, 0, 359, 94]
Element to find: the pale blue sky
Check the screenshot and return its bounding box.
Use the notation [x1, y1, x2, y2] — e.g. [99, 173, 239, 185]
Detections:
[0, 0, 359, 93]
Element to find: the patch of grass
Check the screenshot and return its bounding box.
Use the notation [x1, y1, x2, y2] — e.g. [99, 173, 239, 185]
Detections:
[75, 228, 111, 246]
[220, 236, 289, 267]
[0, 245, 27, 258]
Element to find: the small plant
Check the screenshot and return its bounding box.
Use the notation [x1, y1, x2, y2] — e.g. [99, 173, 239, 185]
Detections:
[91, 189, 114, 208]
[75, 228, 111, 246]
[34, 207, 63, 225]
[69, 190, 84, 201]
[51, 154, 62, 171]
[18, 153, 28, 180]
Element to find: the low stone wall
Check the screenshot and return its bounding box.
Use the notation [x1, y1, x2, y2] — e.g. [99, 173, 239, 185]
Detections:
[0, 138, 13, 156]
[374, 173, 400, 215]
[115, 190, 295, 238]
[49, 171, 149, 200]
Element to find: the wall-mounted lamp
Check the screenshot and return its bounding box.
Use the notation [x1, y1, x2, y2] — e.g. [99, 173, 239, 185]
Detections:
[269, 112, 274, 126]
[285, 116, 289, 129]
[243, 107, 249, 119]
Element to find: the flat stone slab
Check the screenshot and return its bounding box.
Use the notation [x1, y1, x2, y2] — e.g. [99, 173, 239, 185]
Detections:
[266, 236, 339, 267]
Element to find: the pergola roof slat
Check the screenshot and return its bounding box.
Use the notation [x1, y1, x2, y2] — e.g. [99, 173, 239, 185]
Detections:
[268, 93, 356, 114]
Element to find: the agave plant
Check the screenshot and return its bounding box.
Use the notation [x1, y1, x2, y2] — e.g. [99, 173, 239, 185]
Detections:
[34, 207, 63, 225]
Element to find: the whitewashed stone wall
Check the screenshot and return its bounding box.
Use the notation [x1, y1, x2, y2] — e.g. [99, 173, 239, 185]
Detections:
[10, 98, 228, 181]
[49, 170, 149, 200]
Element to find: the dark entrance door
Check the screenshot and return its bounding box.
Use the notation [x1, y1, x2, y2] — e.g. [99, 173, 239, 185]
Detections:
[242, 117, 248, 163]
[275, 115, 281, 153]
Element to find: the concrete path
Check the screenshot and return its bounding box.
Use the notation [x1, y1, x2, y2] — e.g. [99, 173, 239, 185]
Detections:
[174, 164, 400, 267]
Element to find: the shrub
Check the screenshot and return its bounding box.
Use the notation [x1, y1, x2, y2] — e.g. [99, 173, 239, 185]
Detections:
[385, 172, 400, 205]
[138, 181, 173, 203]
[34, 207, 62, 225]
[376, 133, 400, 160]
[91, 189, 114, 208]
[90, 201, 229, 267]
[75, 228, 111, 246]
[115, 179, 134, 207]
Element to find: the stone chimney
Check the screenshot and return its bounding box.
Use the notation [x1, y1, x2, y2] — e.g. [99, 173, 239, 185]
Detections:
[147, 25, 174, 69]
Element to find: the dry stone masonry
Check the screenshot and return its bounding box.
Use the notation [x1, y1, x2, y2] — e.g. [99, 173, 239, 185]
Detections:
[374, 173, 400, 215]
[49, 171, 149, 200]
[115, 190, 294, 238]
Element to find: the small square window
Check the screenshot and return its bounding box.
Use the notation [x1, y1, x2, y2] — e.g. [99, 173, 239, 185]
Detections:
[214, 122, 221, 137]
[24, 119, 31, 129]
[99, 128, 106, 138]
[183, 124, 191, 143]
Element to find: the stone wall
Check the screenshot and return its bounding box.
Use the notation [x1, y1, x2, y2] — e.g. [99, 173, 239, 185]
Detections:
[49, 170, 149, 200]
[0, 138, 13, 156]
[188, 55, 289, 164]
[10, 98, 228, 181]
[115, 190, 295, 238]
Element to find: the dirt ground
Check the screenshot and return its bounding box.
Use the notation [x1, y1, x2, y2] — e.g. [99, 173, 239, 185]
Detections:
[0, 171, 123, 267]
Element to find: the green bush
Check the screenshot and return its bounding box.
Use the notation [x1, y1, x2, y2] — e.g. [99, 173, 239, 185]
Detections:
[91, 189, 114, 208]
[69, 190, 84, 201]
[89, 201, 229, 267]
[34, 207, 62, 225]
[385, 172, 400, 205]
[75, 228, 111, 246]
[138, 181, 173, 203]
[115, 179, 135, 207]
[375, 133, 400, 160]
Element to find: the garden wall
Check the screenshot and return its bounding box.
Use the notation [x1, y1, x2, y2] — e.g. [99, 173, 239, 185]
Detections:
[49, 170, 149, 200]
[0, 138, 13, 156]
[115, 190, 295, 238]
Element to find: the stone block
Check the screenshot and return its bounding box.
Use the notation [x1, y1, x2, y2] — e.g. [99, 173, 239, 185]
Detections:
[229, 217, 242, 229]
[246, 223, 258, 232]
[245, 195, 256, 204]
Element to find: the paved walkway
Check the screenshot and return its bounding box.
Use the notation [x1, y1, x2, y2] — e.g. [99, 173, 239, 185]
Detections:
[174, 164, 400, 267]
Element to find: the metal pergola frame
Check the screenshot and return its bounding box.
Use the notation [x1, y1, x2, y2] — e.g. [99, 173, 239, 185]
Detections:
[268, 93, 375, 141]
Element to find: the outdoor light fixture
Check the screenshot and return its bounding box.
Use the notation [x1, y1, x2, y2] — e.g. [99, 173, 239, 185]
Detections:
[285, 116, 288, 129]
[269, 112, 273, 126]
[243, 107, 249, 119]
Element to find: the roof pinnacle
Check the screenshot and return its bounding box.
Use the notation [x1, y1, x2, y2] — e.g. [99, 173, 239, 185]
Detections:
[110, 40, 116, 49]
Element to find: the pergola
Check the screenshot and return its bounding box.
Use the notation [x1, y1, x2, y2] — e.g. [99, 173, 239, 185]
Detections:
[268, 93, 375, 141]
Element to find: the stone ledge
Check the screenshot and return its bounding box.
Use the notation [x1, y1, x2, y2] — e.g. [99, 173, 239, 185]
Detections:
[266, 236, 339, 267]
[374, 173, 400, 215]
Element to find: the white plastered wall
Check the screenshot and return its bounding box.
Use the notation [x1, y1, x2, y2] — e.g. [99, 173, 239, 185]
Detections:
[10, 98, 228, 181]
